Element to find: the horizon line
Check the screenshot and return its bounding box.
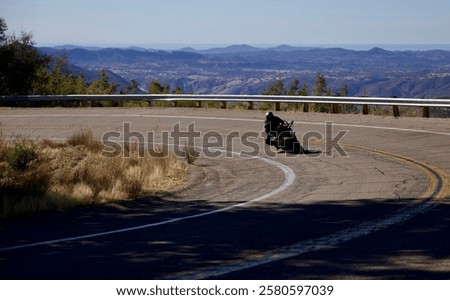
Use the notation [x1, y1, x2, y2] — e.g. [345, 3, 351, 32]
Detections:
[36, 43, 450, 51]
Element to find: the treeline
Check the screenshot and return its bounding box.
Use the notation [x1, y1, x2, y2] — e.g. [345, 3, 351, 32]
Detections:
[0, 18, 154, 107]
[262, 75, 351, 113]
[0, 17, 138, 98]
[1, 18, 188, 98]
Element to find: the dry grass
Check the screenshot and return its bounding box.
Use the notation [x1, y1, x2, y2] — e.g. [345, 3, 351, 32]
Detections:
[0, 131, 7, 162]
[67, 130, 103, 152]
[0, 131, 187, 218]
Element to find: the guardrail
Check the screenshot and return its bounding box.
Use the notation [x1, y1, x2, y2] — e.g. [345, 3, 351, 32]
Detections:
[2, 94, 450, 117]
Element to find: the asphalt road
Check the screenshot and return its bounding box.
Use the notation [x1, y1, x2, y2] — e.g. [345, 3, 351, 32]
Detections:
[0, 107, 449, 279]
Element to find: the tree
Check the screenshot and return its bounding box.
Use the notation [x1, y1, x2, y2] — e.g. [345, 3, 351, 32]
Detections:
[124, 79, 139, 94]
[73, 73, 88, 94]
[299, 83, 309, 96]
[87, 69, 118, 94]
[287, 79, 300, 96]
[147, 80, 187, 107]
[287, 79, 309, 111]
[262, 78, 313, 111]
[34, 52, 87, 95]
[148, 80, 170, 94]
[337, 84, 356, 113]
[338, 84, 348, 97]
[172, 86, 184, 94]
[0, 18, 7, 45]
[313, 73, 330, 96]
[263, 79, 286, 96]
[0, 17, 50, 95]
[312, 73, 334, 113]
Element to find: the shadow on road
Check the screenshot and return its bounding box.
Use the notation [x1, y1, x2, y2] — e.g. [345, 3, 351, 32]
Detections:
[1, 195, 449, 279]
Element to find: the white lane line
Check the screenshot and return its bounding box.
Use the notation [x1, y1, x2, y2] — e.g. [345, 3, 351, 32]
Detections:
[173, 200, 436, 280]
[1, 112, 448, 273]
[170, 148, 447, 279]
[1, 113, 449, 136]
[0, 152, 295, 252]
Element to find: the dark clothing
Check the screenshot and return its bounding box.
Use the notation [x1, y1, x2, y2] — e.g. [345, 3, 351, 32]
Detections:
[264, 115, 284, 145]
[264, 115, 284, 134]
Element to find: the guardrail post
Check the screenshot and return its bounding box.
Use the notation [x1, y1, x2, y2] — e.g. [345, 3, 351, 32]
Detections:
[274, 102, 281, 111]
[147, 101, 152, 107]
[196, 100, 201, 108]
[248, 101, 253, 110]
[362, 104, 369, 115]
[423, 107, 430, 118]
[303, 103, 309, 113]
[332, 103, 339, 114]
[221, 101, 227, 109]
[173, 101, 178, 107]
[393, 105, 400, 117]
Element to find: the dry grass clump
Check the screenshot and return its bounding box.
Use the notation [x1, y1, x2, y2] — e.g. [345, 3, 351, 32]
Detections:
[0, 131, 187, 218]
[67, 130, 103, 152]
[0, 131, 8, 162]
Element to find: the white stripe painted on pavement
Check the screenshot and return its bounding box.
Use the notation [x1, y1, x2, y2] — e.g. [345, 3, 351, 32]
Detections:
[0, 151, 295, 252]
[1, 113, 449, 136]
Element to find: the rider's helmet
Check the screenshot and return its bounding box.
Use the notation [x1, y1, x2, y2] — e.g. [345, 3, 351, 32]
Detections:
[265, 111, 274, 120]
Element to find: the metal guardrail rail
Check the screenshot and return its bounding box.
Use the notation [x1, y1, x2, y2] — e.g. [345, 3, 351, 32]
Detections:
[2, 94, 450, 106]
[2, 94, 450, 117]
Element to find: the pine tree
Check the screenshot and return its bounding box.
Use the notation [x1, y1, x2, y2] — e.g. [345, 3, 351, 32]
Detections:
[287, 79, 300, 96]
[313, 73, 333, 113]
[263, 79, 286, 95]
[148, 80, 165, 94]
[124, 79, 139, 94]
[313, 73, 328, 96]
[0, 17, 50, 95]
[87, 69, 118, 94]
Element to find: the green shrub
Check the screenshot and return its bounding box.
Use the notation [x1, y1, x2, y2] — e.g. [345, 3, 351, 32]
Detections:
[5, 142, 37, 171]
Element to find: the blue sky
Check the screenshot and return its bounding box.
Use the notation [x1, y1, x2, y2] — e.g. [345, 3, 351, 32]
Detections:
[1, 0, 450, 49]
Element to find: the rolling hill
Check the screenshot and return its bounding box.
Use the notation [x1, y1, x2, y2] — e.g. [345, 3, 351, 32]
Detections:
[38, 45, 450, 98]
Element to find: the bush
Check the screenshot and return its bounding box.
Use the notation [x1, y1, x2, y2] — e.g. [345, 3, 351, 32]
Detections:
[67, 130, 103, 152]
[0, 133, 188, 218]
[5, 142, 37, 171]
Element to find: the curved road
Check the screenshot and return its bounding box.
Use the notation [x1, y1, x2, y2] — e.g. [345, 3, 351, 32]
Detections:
[0, 107, 449, 279]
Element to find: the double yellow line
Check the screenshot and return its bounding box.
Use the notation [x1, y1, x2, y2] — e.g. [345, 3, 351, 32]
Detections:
[172, 143, 450, 280]
[343, 144, 450, 202]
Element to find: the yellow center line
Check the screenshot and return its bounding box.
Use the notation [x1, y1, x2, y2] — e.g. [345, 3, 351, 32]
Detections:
[343, 144, 450, 201]
[172, 142, 450, 279]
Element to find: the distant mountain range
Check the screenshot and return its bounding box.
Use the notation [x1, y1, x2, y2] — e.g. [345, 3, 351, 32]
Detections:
[38, 44, 450, 98]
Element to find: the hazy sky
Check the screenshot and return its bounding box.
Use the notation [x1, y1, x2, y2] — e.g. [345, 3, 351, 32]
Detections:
[2, 0, 450, 48]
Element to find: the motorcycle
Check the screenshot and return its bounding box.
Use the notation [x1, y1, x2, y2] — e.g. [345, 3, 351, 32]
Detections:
[266, 120, 304, 154]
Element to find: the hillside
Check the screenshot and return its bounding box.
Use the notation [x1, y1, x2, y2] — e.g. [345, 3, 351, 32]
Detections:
[38, 45, 450, 98]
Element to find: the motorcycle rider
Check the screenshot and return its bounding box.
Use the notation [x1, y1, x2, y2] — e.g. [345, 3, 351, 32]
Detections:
[264, 111, 285, 145]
